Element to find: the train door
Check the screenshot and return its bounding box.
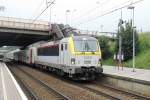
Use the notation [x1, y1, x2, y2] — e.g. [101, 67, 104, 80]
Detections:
[30, 49, 32, 64]
[60, 43, 68, 65]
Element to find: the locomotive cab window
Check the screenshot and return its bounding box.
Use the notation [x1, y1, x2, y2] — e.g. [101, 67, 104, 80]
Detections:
[74, 40, 98, 52]
[61, 44, 63, 51]
[65, 44, 67, 50]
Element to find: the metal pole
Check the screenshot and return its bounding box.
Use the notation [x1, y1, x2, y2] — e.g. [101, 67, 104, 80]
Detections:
[132, 7, 135, 72]
[50, 7, 51, 24]
[66, 10, 70, 25]
[118, 10, 122, 68]
[100, 25, 103, 32]
[66, 11, 67, 24]
[119, 32, 122, 67]
[54, 14, 56, 23]
[127, 5, 135, 72]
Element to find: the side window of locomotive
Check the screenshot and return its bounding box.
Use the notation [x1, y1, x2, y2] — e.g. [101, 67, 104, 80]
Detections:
[65, 44, 67, 50]
[61, 44, 63, 51]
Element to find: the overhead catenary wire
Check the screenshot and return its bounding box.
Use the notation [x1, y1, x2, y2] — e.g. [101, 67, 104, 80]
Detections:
[105, 0, 131, 13]
[76, 0, 144, 26]
[32, 0, 55, 23]
[74, 0, 133, 25]
[73, 0, 130, 24]
[75, 0, 144, 26]
[73, 0, 112, 21]
[74, 0, 132, 31]
[30, 0, 45, 19]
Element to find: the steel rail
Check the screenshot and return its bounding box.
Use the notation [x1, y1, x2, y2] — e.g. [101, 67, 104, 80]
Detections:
[98, 83, 150, 100]
[8, 65, 39, 100]
[16, 66, 70, 100]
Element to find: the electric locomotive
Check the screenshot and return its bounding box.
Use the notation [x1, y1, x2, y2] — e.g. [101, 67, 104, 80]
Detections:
[35, 35, 103, 80]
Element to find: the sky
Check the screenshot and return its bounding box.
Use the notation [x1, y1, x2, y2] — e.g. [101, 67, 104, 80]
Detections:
[0, 0, 150, 32]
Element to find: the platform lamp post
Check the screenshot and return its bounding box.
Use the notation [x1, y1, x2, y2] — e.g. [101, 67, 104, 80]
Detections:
[128, 5, 135, 72]
[118, 10, 124, 69]
[66, 10, 70, 25]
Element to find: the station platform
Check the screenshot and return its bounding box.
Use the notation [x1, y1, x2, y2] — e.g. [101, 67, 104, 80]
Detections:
[0, 62, 27, 100]
[103, 65, 150, 83]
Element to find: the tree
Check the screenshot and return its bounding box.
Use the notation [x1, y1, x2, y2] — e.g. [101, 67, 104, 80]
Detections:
[97, 36, 111, 59]
[116, 20, 139, 61]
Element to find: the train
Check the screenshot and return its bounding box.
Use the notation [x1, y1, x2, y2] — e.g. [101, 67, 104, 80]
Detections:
[6, 35, 103, 80]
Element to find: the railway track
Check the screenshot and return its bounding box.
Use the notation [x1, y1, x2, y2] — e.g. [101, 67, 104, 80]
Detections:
[36, 68, 149, 100]
[9, 66, 38, 100]
[60, 76, 150, 100]
[19, 66, 119, 100]
[8, 64, 70, 100]
[8, 63, 150, 100]
[12, 63, 114, 100]
[79, 85, 120, 100]
[36, 66, 150, 100]
[94, 82, 150, 100]
[80, 83, 150, 100]
[94, 81, 150, 100]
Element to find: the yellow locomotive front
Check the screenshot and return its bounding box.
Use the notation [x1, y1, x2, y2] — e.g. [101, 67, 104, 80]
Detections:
[67, 36, 103, 80]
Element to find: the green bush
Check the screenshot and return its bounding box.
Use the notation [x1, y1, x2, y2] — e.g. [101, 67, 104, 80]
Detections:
[97, 36, 111, 59]
[116, 20, 139, 61]
[124, 32, 150, 69]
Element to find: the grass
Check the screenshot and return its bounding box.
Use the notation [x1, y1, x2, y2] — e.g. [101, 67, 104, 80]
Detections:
[103, 32, 150, 69]
[123, 49, 150, 69]
[103, 58, 114, 66]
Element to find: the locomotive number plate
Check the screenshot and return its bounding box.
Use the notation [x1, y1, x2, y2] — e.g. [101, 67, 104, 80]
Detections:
[84, 56, 92, 59]
[84, 60, 91, 64]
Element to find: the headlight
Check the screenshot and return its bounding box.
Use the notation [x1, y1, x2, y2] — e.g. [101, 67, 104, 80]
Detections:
[71, 58, 75, 64]
[99, 59, 102, 64]
[98, 59, 101, 64]
[99, 59, 102, 66]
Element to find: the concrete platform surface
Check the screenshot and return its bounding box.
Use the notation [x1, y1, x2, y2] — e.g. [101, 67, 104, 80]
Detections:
[0, 62, 27, 100]
[103, 65, 150, 83]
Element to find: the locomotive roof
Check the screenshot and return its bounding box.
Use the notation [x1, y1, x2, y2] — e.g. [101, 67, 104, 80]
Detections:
[72, 36, 97, 41]
[26, 36, 97, 49]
